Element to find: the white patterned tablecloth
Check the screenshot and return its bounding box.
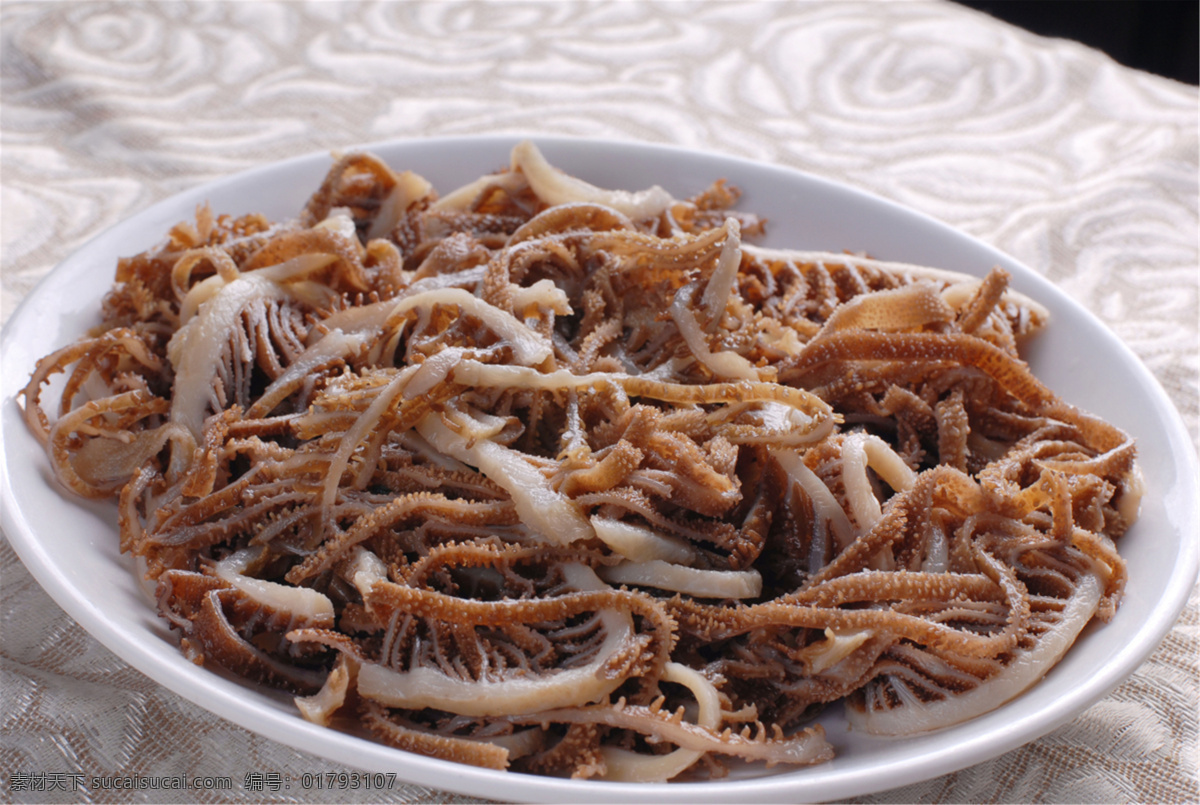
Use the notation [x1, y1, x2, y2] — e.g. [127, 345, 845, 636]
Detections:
[2, 2, 1196, 803]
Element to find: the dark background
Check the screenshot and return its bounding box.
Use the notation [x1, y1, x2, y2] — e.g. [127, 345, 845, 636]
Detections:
[955, 0, 1199, 85]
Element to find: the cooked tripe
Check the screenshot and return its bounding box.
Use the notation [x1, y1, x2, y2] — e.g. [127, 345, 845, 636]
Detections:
[22, 141, 1137, 781]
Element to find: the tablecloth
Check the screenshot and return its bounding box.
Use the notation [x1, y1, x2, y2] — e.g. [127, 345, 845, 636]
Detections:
[2, 2, 1196, 802]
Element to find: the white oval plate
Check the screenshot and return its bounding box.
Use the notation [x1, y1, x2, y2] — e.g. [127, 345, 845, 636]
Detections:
[2, 136, 1196, 803]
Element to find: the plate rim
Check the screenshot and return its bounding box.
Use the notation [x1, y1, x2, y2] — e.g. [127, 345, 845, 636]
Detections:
[2, 133, 1197, 803]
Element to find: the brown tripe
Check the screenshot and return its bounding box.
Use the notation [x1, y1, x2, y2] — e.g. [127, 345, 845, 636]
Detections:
[21, 141, 1137, 781]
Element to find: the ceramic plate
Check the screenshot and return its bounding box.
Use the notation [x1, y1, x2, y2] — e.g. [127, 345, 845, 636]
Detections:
[2, 136, 1196, 803]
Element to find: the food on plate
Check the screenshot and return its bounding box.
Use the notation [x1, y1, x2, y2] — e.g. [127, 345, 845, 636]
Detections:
[20, 141, 1138, 781]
